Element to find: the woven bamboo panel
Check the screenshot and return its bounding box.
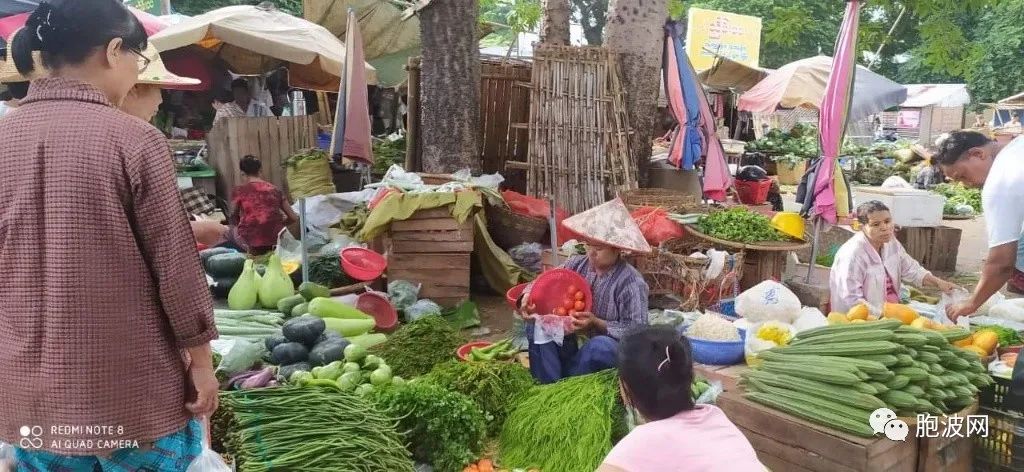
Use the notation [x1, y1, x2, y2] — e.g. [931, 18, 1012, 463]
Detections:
[519, 45, 637, 213]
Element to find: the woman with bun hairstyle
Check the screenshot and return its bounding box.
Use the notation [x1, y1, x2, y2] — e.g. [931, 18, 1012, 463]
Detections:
[598, 326, 764, 472]
[0, 1, 217, 470]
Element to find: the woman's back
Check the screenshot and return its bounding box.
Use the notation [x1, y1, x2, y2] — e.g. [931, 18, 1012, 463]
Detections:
[232, 179, 286, 248]
[603, 405, 763, 472]
[0, 78, 213, 454]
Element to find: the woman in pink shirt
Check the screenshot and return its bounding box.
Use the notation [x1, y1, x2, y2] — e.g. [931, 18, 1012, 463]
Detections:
[599, 326, 764, 472]
[829, 201, 957, 314]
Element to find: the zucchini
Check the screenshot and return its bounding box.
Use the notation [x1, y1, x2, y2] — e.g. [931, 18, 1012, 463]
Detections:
[758, 362, 862, 385]
[790, 330, 894, 346]
[741, 372, 888, 410]
[917, 351, 941, 364]
[793, 319, 902, 340]
[885, 375, 910, 390]
[881, 390, 919, 409]
[277, 294, 306, 317]
[772, 341, 902, 357]
[745, 392, 876, 437]
[894, 333, 928, 347]
[292, 302, 309, 318]
[308, 297, 373, 320]
[894, 367, 929, 382]
[861, 354, 899, 367]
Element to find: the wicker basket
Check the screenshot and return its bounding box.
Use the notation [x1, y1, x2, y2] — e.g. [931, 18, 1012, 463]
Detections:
[620, 188, 700, 212]
[486, 202, 549, 250]
[629, 237, 744, 311]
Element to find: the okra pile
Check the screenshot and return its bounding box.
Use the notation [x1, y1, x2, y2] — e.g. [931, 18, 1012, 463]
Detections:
[741, 319, 993, 437]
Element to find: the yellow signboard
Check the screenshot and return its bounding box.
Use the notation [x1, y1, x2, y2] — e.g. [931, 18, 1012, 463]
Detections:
[685, 7, 763, 71]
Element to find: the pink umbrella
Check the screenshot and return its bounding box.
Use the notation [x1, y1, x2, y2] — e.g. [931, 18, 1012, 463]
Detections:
[810, 0, 861, 224]
[329, 9, 372, 165]
[0, 7, 167, 40]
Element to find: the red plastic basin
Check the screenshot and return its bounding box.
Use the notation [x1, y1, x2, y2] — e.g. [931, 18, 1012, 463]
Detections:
[506, 283, 528, 308]
[527, 268, 593, 316]
[456, 341, 494, 362]
[340, 247, 387, 281]
[356, 291, 399, 333]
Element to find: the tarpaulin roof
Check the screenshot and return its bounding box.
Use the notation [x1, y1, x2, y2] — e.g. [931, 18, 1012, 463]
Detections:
[999, 91, 1024, 106]
[738, 55, 906, 122]
[900, 84, 970, 108]
[697, 55, 770, 92]
[149, 4, 376, 92]
[304, 0, 419, 88]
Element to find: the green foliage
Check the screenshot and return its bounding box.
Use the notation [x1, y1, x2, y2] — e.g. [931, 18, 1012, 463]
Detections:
[697, 207, 786, 243]
[962, 1, 1024, 104]
[421, 361, 535, 436]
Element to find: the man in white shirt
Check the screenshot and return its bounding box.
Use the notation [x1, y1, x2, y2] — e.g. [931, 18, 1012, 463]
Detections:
[231, 78, 273, 117]
[936, 131, 1024, 321]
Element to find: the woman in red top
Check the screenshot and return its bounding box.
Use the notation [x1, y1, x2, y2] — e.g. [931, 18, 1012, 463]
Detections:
[230, 155, 299, 254]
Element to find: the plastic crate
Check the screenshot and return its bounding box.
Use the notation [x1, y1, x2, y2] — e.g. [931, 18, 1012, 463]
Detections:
[976, 377, 1024, 471]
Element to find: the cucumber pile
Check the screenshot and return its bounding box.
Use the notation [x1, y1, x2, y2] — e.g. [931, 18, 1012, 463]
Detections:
[741, 320, 993, 437]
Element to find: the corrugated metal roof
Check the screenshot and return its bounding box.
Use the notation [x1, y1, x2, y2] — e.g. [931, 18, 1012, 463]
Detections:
[900, 84, 970, 108]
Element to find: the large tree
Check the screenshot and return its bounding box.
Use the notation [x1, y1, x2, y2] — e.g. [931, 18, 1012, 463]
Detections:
[603, 0, 669, 186]
[540, 0, 572, 44]
[419, 0, 482, 173]
[571, 0, 609, 45]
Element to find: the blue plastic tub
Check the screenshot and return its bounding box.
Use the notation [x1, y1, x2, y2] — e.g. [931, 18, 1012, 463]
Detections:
[684, 329, 747, 366]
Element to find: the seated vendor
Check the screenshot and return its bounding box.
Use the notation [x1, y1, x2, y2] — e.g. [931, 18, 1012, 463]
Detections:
[519, 198, 651, 384]
[830, 200, 957, 313]
[598, 326, 764, 472]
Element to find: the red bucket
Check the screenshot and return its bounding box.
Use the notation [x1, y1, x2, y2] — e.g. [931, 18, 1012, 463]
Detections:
[735, 179, 772, 205]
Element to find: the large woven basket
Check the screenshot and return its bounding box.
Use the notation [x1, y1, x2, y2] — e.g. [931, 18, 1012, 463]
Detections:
[620, 188, 701, 213]
[486, 202, 549, 250]
[629, 236, 744, 311]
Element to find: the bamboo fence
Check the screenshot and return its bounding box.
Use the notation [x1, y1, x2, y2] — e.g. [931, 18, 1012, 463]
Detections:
[518, 45, 636, 213]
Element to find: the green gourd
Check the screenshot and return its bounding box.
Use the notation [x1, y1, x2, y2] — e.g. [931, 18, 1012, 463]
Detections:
[259, 254, 296, 309]
[228, 259, 259, 310]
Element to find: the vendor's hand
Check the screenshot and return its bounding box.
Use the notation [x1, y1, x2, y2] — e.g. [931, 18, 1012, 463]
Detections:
[936, 280, 959, 294]
[186, 366, 219, 417]
[571, 311, 597, 332]
[946, 301, 978, 324]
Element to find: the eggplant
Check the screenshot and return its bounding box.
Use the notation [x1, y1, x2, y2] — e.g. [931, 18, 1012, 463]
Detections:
[271, 342, 309, 365]
[240, 367, 275, 389]
[278, 362, 312, 381]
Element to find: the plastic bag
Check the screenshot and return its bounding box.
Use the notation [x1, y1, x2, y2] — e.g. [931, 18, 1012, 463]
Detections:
[881, 176, 913, 189]
[977, 291, 1007, 316]
[649, 309, 693, 328]
[187, 418, 231, 472]
[216, 340, 267, 377]
[735, 281, 801, 323]
[989, 299, 1024, 323]
[405, 299, 442, 322]
[935, 288, 973, 326]
[387, 280, 421, 311]
[631, 207, 685, 245]
[792, 307, 827, 333]
[744, 321, 797, 366]
[276, 228, 303, 265]
[533, 315, 574, 346]
[508, 243, 543, 274]
[695, 380, 724, 405]
[501, 190, 572, 244]
[318, 234, 363, 257]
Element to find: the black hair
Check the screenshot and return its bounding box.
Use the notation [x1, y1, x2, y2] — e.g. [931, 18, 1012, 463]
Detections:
[239, 155, 262, 176]
[855, 200, 890, 225]
[619, 326, 696, 421]
[12, 0, 146, 75]
[231, 78, 250, 91]
[6, 82, 29, 100]
[933, 130, 991, 166]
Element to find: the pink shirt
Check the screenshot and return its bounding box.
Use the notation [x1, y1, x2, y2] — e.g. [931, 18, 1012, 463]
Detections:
[829, 232, 930, 314]
[603, 405, 764, 472]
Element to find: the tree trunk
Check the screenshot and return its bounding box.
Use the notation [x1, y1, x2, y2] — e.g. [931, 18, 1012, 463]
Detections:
[603, 0, 667, 187]
[572, 0, 608, 45]
[418, 0, 481, 173]
[541, 0, 572, 45]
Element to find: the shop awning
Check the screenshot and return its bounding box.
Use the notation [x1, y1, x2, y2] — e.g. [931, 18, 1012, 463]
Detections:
[149, 4, 377, 92]
[697, 55, 770, 92]
[900, 84, 970, 108]
[999, 91, 1024, 107]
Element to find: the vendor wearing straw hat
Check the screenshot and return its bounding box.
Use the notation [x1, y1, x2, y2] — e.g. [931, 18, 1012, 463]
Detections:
[519, 198, 651, 384]
[0, 38, 200, 122]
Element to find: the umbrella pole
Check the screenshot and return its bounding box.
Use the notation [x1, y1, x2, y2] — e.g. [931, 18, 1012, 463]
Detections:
[806, 218, 821, 283]
[300, 198, 309, 285]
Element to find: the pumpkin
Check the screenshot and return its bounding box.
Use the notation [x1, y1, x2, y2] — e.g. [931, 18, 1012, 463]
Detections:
[882, 303, 919, 325]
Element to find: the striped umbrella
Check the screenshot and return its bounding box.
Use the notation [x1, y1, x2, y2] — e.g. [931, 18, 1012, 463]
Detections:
[810, 0, 861, 224]
[663, 21, 732, 201]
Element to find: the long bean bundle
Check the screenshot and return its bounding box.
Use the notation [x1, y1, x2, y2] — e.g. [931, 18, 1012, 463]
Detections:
[499, 369, 622, 472]
[213, 386, 414, 472]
